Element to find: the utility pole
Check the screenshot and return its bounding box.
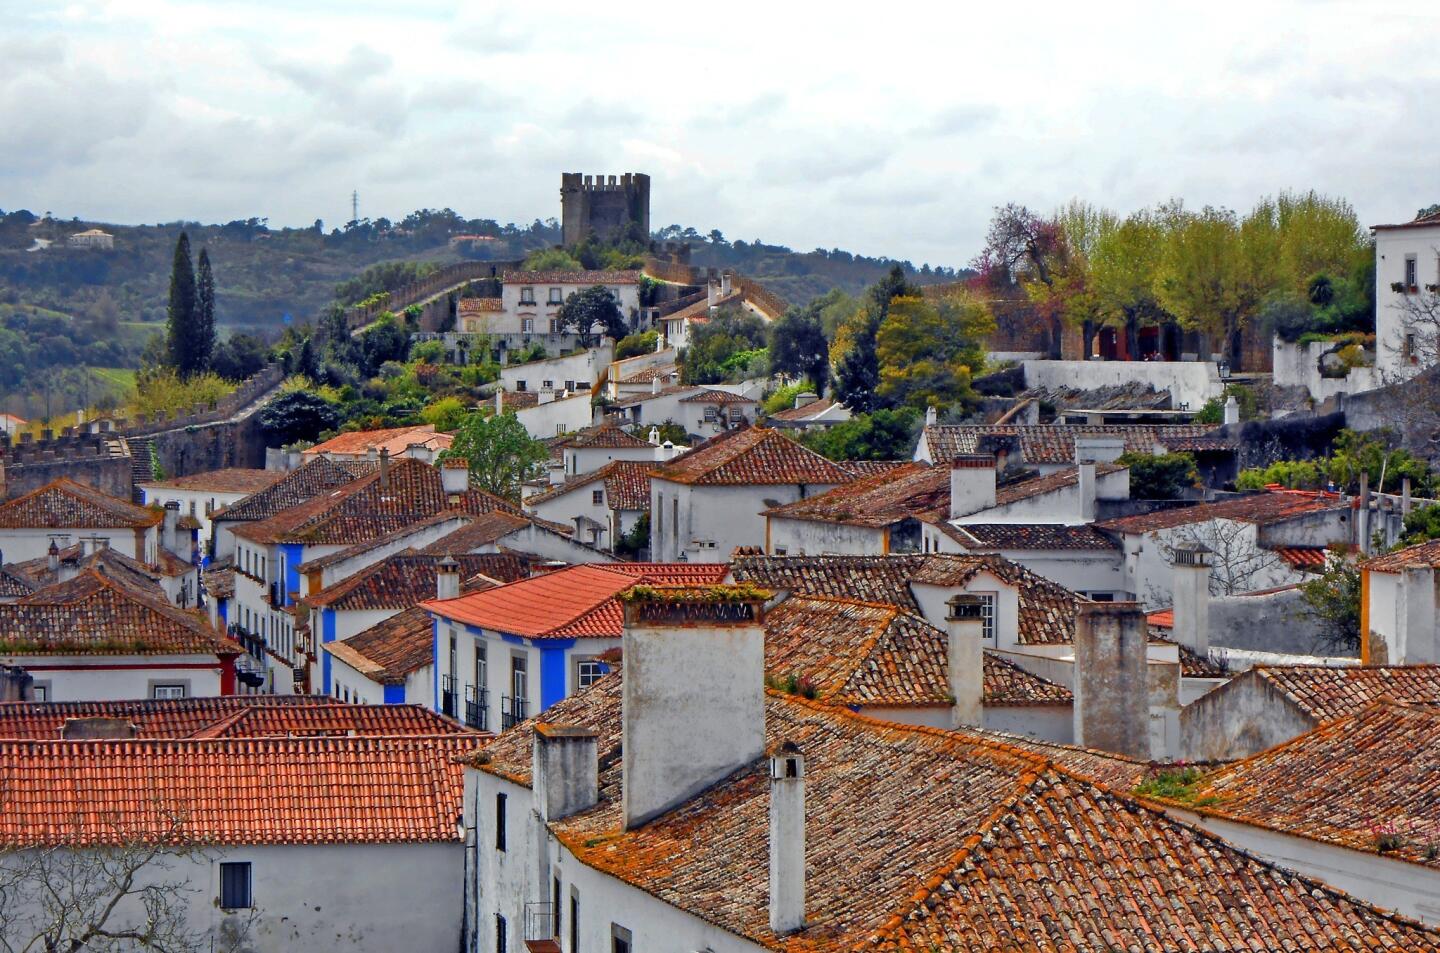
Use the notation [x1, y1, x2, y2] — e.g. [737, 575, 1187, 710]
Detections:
[352, 190, 359, 225]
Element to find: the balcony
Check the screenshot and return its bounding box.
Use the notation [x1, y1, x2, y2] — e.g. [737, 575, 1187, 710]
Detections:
[441, 675, 457, 719]
[501, 695, 527, 731]
[523, 902, 557, 953]
[464, 685, 488, 731]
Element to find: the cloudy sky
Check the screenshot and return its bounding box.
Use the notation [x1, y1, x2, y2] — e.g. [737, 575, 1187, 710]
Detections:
[4, 1, 1438, 267]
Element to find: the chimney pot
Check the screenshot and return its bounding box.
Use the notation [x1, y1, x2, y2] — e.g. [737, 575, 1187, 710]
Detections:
[436, 556, 461, 601]
[378, 447, 391, 489]
[945, 595, 986, 728]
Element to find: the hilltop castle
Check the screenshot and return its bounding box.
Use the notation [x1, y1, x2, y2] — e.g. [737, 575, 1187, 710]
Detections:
[560, 172, 650, 246]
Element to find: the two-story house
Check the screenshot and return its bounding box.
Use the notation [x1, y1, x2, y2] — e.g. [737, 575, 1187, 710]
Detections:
[0, 478, 163, 565]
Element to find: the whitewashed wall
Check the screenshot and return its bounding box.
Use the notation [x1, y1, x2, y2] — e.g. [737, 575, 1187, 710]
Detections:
[1023, 359, 1221, 411]
[8, 654, 225, 702]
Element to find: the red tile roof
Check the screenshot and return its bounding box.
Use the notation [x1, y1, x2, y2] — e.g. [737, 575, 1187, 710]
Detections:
[323, 606, 437, 685]
[424, 563, 727, 638]
[650, 426, 854, 487]
[304, 552, 523, 611]
[416, 512, 545, 554]
[1361, 537, 1440, 573]
[524, 461, 653, 512]
[1173, 701, 1440, 869]
[303, 425, 451, 459]
[944, 522, 1120, 551]
[1275, 545, 1330, 569]
[0, 695, 463, 739]
[992, 463, 1126, 508]
[763, 463, 949, 528]
[1247, 664, 1440, 722]
[1096, 491, 1343, 534]
[766, 397, 838, 421]
[555, 425, 650, 449]
[502, 270, 641, 284]
[139, 468, 285, 494]
[0, 570, 237, 657]
[213, 457, 374, 524]
[476, 680, 1440, 952]
[0, 734, 473, 846]
[458, 297, 504, 313]
[677, 389, 756, 404]
[0, 478, 162, 530]
[921, 424, 1219, 466]
[7, 543, 168, 599]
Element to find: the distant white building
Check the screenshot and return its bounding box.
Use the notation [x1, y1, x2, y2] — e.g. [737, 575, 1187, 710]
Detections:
[66, 228, 114, 250]
[1373, 209, 1440, 380]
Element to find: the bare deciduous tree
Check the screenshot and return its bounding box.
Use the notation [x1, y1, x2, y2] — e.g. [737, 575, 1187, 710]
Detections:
[1149, 521, 1286, 603]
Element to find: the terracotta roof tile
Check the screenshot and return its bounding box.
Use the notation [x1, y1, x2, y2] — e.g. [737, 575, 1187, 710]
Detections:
[922, 424, 1219, 466]
[555, 425, 650, 449]
[943, 522, 1120, 551]
[302, 425, 441, 458]
[139, 468, 285, 494]
[767, 397, 837, 421]
[1249, 664, 1440, 722]
[677, 389, 756, 404]
[837, 459, 911, 478]
[458, 297, 504, 313]
[1097, 491, 1343, 534]
[0, 695, 463, 739]
[651, 426, 854, 487]
[305, 552, 524, 612]
[763, 464, 949, 528]
[416, 512, 543, 554]
[0, 734, 473, 846]
[213, 457, 374, 524]
[476, 680, 1440, 952]
[0, 478, 162, 530]
[1361, 537, 1440, 573]
[524, 461, 653, 511]
[617, 363, 677, 384]
[7, 543, 169, 598]
[992, 462, 1126, 507]
[324, 606, 438, 685]
[1276, 545, 1329, 569]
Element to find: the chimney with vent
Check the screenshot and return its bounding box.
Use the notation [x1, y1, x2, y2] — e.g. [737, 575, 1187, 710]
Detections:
[162, 501, 181, 556]
[436, 556, 460, 601]
[533, 724, 599, 822]
[948, 454, 996, 520]
[648, 426, 660, 446]
[621, 585, 768, 828]
[768, 741, 806, 935]
[378, 447, 391, 490]
[945, 594, 986, 728]
[1222, 395, 1240, 426]
[0, 664, 32, 702]
[1170, 543, 1211, 656]
[721, 272, 733, 297]
[1073, 602, 1151, 758]
[440, 458, 470, 496]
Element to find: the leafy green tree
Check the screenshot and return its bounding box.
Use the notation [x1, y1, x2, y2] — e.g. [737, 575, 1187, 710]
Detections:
[165, 232, 200, 376]
[798, 408, 920, 461]
[615, 330, 658, 360]
[681, 308, 767, 384]
[1117, 451, 1198, 499]
[1297, 554, 1362, 654]
[421, 396, 468, 431]
[768, 302, 830, 393]
[194, 248, 216, 372]
[439, 410, 549, 501]
[1089, 210, 1167, 357]
[833, 267, 915, 413]
[1402, 504, 1440, 545]
[258, 390, 342, 446]
[522, 248, 584, 272]
[557, 285, 627, 347]
[211, 333, 269, 381]
[874, 292, 990, 412]
[614, 511, 650, 559]
[360, 314, 410, 373]
[650, 420, 689, 445]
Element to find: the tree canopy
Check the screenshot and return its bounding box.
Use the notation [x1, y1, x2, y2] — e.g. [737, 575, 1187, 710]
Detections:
[438, 410, 550, 501]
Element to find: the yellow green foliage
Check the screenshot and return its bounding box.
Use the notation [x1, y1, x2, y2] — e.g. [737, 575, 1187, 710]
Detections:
[130, 368, 235, 419]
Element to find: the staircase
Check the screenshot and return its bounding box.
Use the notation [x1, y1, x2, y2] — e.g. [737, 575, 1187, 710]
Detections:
[125, 436, 155, 503]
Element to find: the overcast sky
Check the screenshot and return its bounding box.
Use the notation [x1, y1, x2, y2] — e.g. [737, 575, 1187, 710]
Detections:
[4, 1, 1438, 267]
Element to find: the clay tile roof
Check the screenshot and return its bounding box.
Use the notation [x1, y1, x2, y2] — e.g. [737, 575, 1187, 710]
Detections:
[303, 424, 446, 459]
[555, 426, 650, 449]
[1249, 664, 1440, 722]
[0, 734, 474, 846]
[1373, 209, 1440, 230]
[416, 512, 539, 554]
[0, 567, 32, 598]
[763, 596, 1070, 708]
[767, 397, 837, 421]
[213, 457, 374, 524]
[304, 552, 526, 612]
[1175, 701, 1440, 869]
[7, 543, 167, 598]
[618, 363, 677, 384]
[944, 522, 1120, 551]
[1361, 537, 1440, 573]
[1096, 491, 1343, 534]
[0, 478, 162, 530]
[423, 563, 727, 639]
[677, 389, 756, 404]
[1275, 545, 1329, 569]
[323, 606, 438, 685]
[0, 695, 463, 739]
[458, 297, 504, 313]
[992, 463, 1126, 508]
[204, 565, 234, 599]
[0, 570, 237, 657]
[838, 459, 912, 478]
[651, 426, 854, 487]
[474, 679, 1440, 952]
[922, 424, 1219, 466]
[763, 463, 948, 528]
[501, 390, 540, 410]
[525, 461, 653, 511]
[139, 468, 286, 494]
[729, 553, 1084, 646]
[503, 270, 640, 284]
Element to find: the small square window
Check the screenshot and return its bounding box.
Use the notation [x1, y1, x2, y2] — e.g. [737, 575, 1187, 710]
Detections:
[516, 380, 527, 392]
[520, 287, 535, 304]
[152, 684, 186, 700]
[549, 288, 563, 304]
[564, 380, 576, 392]
[576, 659, 606, 690]
[219, 862, 252, 909]
[30, 684, 48, 702]
[543, 380, 554, 390]
[522, 319, 534, 334]
[592, 489, 604, 506]
[611, 924, 632, 953]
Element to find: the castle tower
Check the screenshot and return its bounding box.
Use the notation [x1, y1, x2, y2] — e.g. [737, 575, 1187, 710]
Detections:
[560, 172, 650, 247]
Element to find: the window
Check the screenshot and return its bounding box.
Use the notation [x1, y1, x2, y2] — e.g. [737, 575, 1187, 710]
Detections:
[30, 684, 48, 702]
[449, 634, 458, 680]
[774, 546, 788, 556]
[564, 380, 575, 392]
[1406, 255, 1419, 290]
[475, 644, 487, 692]
[570, 890, 579, 953]
[703, 406, 718, 422]
[552, 876, 562, 937]
[219, 862, 252, 909]
[543, 380, 554, 390]
[496, 914, 508, 953]
[549, 287, 563, 304]
[516, 380, 527, 392]
[520, 287, 535, 304]
[152, 684, 186, 700]
[611, 924, 631, 953]
[977, 593, 997, 645]
[550, 318, 560, 333]
[495, 792, 507, 851]
[511, 656, 527, 706]
[671, 497, 678, 545]
[576, 659, 605, 691]
[522, 318, 534, 334]
[592, 489, 604, 506]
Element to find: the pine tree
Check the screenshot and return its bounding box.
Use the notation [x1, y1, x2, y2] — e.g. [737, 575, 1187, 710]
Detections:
[165, 233, 197, 376]
[194, 248, 217, 373]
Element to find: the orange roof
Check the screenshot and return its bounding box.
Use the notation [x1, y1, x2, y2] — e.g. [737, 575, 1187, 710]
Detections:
[0, 478, 163, 530]
[1097, 491, 1342, 534]
[650, 426, 854, 487]
[1362, 537, 1440, 573]
[303, 425, 449, 459]
[0, 734, 474, 846]
[458, 297, 504, 313]
[423, 563, 726, 638]
[139, 468, 285, 494]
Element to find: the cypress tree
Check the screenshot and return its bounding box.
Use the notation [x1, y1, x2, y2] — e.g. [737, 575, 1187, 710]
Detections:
[194, 248, 217, 373]
[165, 232, 197, 376]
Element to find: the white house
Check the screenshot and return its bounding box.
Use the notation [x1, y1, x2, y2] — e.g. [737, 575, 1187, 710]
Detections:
[66, 227, 114, 249]
[500, 344, 612, 396]
[1360, 536, 1440, 665]
[649, 427, 855, 563]
[523, 461, 654, 552]
[553, 425, 664, 478]
[139, 468, 284, 558]
[324, 606, 439, 709]
[500, 270, 645, 334]
[1373, 208, 1440, 380]
[0, 478, 162, 565]
[6, 538, 200, 610]
[499, 389, 595, 440]
[762, 463, 949, 557]
[0, 569, 240, 701]
[457, 586, 1439, 953]
[0, 732, 474, 953]
[602, 384, 758, 437]
[928, 522, 1125, 600]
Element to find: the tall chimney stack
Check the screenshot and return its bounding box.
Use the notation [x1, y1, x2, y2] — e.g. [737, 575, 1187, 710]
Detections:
[440, 458, 470, 496]
[948, 454, 996, 520]
[532, 724, 599, 822]
[436, 556, 460, 601]
[379, 447, 391, 490]
[1170, 543, 1211, 656]
[620, 585, 769, 828]
[768, 741, 806, 935]
[47, 538, 60, 574]
[1072, 602, 1151, 759]
[162, 501, 181, 557]
[945, 594, 986, 729]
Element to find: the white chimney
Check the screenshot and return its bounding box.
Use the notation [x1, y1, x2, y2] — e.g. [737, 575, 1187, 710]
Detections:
[440, 458, 470, 495]
[47, 539, 60, 574]
[948, 454, 996, 519]
[494, 390, 504, 415]
[548, 461, 565, 486]
[621, 587, 767, 828]
[768, 741, 806, 935]
[651, 376, 661, 395]
[436, 556, 460, 601]
[706, 281, 718, 307]
[648, 427, 660, 446]
[945, 594, 986, 728]
[533, 724, 599, 822]
[1399, 563, 1438, 664]
[792, 392, 818, 410]
[924, 405, 938, 427]
[1075, 436, 1125, 518]
[1072, 602, 1151, 759]
[1170, 543, 1211, 656]
[721, 272, 733, 297]
[1222, 395, 1239, 426]
[162, 501, 180, 556]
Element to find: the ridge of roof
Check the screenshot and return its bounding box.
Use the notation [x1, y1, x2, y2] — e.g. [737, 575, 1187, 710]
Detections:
[0, 478, 163, 530]
[650, 426, 855, 487]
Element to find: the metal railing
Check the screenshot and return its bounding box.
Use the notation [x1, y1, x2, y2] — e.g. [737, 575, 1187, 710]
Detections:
[464, 685, 488, 731]
[441, 675, 457, 718]
[501, 695, 527, 731]
[523, 902, 555, 943]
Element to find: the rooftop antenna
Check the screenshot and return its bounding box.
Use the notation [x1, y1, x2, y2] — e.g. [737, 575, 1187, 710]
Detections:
[351, 190, 359, 224]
